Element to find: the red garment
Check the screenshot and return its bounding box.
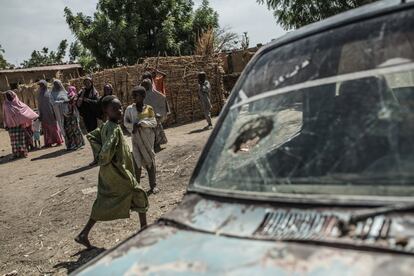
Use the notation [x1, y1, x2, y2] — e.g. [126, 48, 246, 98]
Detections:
[42, 122, 64, 146]
[153, 75, 166, 95]
[2, 91, 38, 128]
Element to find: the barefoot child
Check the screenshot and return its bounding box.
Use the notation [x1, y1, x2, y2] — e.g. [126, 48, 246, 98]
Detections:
[124, 86, 159, 194]
[75, 95, 149, 248]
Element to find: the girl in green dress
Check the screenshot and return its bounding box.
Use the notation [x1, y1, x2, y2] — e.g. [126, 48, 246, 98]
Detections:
[75, 95, 149, 249]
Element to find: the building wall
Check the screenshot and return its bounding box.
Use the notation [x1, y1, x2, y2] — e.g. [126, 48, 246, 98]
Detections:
[0, 68, 81, 91]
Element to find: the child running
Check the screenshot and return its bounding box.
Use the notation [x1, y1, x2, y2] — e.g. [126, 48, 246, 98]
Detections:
[75, 95, 149, 248]
[124, 86, 159, 194]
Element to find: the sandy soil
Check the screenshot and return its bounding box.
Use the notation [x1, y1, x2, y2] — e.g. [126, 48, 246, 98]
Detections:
[0, 119, 215, 275]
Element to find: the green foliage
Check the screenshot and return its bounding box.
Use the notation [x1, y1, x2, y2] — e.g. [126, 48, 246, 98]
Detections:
[69, 41, 98, 73]
[64, 0, 219, 68]
[0, 44, 13, 69]
[21, 40, 68, 68]
[257, 0, 377, 29]
[193, 0, 219, 37]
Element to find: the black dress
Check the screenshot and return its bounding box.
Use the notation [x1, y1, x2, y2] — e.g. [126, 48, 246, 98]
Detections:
[78, 87, 100, 132]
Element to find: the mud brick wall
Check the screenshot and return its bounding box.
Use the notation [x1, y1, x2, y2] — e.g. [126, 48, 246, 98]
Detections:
[0, 55, 226, 127]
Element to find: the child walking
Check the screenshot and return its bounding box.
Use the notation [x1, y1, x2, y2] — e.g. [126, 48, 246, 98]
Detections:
[124, 86, 159, 194]
[75, 95, 149, 248]
[33, 117, 41, 149]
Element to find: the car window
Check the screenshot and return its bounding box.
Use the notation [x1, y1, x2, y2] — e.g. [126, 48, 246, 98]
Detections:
[193, 8, 414, 197]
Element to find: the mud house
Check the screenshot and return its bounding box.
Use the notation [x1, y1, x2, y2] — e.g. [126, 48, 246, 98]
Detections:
[0, 64, 83, 91]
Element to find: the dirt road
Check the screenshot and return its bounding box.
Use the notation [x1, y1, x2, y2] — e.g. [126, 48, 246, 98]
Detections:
[0, 119, 215, 275]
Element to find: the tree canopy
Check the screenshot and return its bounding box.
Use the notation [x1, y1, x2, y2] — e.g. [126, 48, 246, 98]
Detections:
[257, 0, 376, 29]
[64, 0, 219, 68]
[69, 41, 98, 73]
[21, 40, 68, 68]
[0, 44, 13, 69]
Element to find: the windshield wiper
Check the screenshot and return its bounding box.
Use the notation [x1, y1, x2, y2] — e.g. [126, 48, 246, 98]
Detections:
[339, 202, 414, 235]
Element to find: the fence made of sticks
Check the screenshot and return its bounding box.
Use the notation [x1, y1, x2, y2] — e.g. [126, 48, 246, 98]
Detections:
[0, 55, 226, 127]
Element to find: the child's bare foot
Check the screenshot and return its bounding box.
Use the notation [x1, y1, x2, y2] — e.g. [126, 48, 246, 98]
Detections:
[75, 234, 92, 249]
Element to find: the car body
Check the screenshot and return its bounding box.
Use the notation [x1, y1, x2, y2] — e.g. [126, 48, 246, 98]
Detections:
[74, 1, 414, 275]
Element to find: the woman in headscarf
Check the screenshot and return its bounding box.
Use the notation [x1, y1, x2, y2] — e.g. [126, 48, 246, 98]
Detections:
[97, 83, 113, 121]
[65, 85, 85, 150]
[37, 80, 64, 147]
[2, 90, 38, 158]
[77, 77, 100, 132]
[50, 80, 85, 151]
[50, 79, 69, 141]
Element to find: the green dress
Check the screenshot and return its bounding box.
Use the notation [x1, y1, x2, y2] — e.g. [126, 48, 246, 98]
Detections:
[87, 121, 149, 221]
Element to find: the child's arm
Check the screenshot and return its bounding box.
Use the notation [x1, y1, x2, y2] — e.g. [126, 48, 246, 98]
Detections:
[86, 128, 102, 162]
[94, 126, 120, 166]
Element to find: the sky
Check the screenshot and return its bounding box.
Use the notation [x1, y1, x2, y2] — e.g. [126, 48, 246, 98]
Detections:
[0, 0, 286, 66]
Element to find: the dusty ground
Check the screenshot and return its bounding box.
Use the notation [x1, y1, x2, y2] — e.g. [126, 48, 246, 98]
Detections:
[0, 119, 215, 275]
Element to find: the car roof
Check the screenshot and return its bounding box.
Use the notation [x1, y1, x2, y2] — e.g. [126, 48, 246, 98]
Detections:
[260, 0, 412, 54]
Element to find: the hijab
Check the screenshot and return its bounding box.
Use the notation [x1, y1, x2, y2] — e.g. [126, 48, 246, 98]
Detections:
[83, 77, 99, 99]
[103, 83, 113, 96]
[67, 85, 77, 98]
[37, 80, 57, 124]
[50, 79, 69, 103]
[3, 90, 38, 128]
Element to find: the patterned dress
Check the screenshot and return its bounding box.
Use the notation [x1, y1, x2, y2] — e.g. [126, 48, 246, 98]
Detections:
[8, 126, 28, 158]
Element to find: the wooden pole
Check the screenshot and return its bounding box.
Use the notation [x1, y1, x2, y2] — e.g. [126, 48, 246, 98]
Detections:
[5, 75, 10, 89]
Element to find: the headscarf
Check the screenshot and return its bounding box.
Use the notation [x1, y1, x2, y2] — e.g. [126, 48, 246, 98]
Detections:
[142, 79, 169, 117]
[67, 85, 77, 98]
[2, 90, 38, 128]
[50, 79, 69, 103]
[103, 83, 113, 96]
[83, 77, 99, 98]
[37, 80, 57, 124]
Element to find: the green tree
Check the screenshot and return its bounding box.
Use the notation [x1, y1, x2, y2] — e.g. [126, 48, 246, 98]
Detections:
[257, 0, 377, 29]
[193, 0, 219, 37]
[64, 0, 219, 68]
[69, 41, 98, 73]
[0, 44, 13, 69]
[21, 40, 68, 68]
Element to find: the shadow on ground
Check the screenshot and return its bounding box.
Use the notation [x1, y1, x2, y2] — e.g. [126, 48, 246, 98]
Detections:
[53, 247, 106, 274]
[0, 154, 20, 165]
[31, 149, 68, 161]
[56, 164, 96, 178]
[188, 127, 210, 134]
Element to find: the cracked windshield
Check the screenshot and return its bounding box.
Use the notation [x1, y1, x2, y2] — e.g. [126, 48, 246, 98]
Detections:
[195, 10, 414, 197]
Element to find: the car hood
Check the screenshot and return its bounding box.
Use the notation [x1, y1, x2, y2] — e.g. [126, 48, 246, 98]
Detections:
[75, 194, 414, 275]
[76, 224, 412, 275]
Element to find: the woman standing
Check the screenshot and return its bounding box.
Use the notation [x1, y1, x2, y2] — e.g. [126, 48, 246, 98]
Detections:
[50, 79, 69, 141]
[77, 77, 100, 132]
[2, 90, 38, 158]
[37, 80, 63, 147]
[65, 85, 85, 150]
[50, 80, 85, 150]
